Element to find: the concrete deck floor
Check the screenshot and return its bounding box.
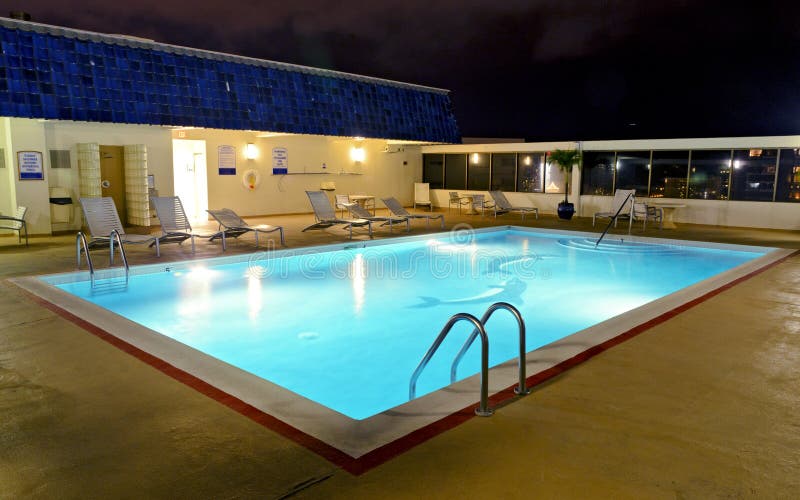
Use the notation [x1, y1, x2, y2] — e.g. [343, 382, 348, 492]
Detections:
[1, 209, 799, 498]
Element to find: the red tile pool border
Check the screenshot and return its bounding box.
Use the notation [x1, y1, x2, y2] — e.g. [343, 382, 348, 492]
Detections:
[12, 248, 797, 475]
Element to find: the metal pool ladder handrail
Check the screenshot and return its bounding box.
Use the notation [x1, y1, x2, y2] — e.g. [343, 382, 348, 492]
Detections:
[409, 313, 494, 416]
[108, 229, 130, 280]
[76, 232, 94, 280]
[450, 302, 531, 396]
[595, 192, 634, 248]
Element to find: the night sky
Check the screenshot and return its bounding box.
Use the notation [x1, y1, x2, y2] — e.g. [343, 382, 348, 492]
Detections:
[13, 1, 800, 141]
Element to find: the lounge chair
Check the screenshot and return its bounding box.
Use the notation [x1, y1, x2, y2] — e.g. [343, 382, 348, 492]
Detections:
[382, 197, 445, 229]
[344, 201, 410, 233]
[414, 182, 433, 211]
[488, 191, 539, 220]
[79, 197, 160, 259]
[206, 208, 285, 248]
[151, 196, 222, 252]
[592, 189, 636, 227]
[303, 190, 372, 239]
[0, 206, 28, 246]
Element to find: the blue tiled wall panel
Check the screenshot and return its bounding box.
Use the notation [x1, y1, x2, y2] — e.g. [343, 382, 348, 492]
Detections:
[0, 25, 460, 143]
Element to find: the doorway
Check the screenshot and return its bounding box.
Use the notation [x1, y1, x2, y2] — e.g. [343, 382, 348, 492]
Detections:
[172, 139, 208, 222]
[99, 145, 126, 224]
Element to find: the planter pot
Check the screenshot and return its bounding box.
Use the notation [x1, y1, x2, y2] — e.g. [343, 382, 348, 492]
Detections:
[557, 202, 575, 220]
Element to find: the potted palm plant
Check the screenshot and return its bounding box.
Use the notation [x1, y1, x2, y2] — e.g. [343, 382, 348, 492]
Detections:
[547, 148, 582, 220]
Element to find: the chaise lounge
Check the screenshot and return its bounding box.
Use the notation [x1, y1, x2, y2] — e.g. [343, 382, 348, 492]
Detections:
[303, 190, 372, 239]
[382, 197, 445, 229]
[206, 208, 285, 248]
[80, 197, 160, 259]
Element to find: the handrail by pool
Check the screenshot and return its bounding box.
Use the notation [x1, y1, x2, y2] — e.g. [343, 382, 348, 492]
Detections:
[75, 231, 94, 279]
[595, 192, 634, 248]
[109, 229, 130, 281]
[450, 302, 531, 396]
[409, 312, 493, 416]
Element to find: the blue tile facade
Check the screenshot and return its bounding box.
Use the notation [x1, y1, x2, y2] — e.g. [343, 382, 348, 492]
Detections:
[0, 21, 460, 143]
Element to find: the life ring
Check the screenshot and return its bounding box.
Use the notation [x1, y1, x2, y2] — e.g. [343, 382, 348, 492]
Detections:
[242, 169, 261, 191]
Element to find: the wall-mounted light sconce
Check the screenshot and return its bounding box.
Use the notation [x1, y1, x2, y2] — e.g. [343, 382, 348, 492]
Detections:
[245, 143, 258, 160]
[523, 156, 532, 166]
[351, 145, 365, 163]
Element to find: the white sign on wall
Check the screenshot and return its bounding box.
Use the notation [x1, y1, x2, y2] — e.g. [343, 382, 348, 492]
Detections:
[17, 151, 44, 180]
[272, 147, 288, 175]
[218, 145, 236, 175]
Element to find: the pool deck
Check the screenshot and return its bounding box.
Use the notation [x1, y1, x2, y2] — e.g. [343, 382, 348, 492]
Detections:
[2, 209, 799, 498]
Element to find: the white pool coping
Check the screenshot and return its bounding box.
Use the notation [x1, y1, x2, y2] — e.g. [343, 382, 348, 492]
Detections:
[11, 226, 792, 459]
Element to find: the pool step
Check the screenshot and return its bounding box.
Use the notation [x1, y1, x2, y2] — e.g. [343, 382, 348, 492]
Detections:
[557, 238, 682, 255]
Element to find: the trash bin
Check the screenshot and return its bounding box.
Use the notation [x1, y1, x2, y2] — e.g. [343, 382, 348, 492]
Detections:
[49, 187, 73, 223]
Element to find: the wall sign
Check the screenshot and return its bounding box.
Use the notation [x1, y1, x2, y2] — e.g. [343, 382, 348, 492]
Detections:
[18, 151, 44, 180]
[272, 147, 288, 175]
[218, 145, 236, 175]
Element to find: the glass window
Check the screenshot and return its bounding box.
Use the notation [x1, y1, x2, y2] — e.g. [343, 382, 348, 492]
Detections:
[444, 154, 466, 190]
[490, 153, 516, 191]
[422, 154, 444, 189]
[516, 153, 544, 192]
[467, 153, 490, 190]
[581, 151, 614, 195]
[730, 149, 777, 201]
[614, 151, 650, 195]
[775, 148, 800, 202]
[544, 152, 566, 194]
[650, 150, 689, 199]
[688, 150, 731, 200]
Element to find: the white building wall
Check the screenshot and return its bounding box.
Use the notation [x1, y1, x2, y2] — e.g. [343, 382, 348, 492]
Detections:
[5, 118, 51, 234]
[178, 129, 420, 217]
[0, 118, 16, 218]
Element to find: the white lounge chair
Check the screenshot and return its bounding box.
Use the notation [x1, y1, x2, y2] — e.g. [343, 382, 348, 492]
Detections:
[303, 190, 372, 239]
[414, 182, 433, 211]
[488, 191, 538, 220]
[80, 197, 160, 259]
[0, 206, 28, 246]
[206, 208, 285, 248]
[592, 189, 636, 227]
[151, 196, 222, 252]
[382, 197, 445, 229]
[344, 201, 410, 233]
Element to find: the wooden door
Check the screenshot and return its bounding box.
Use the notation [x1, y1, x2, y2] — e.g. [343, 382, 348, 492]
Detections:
[99, 145, 126, 225]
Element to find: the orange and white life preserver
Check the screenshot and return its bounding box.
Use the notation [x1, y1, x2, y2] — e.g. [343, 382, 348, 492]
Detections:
[242, 169, 261, 191]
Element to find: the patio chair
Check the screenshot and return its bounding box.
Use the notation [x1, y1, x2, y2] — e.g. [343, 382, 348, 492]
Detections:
[303, 190, 372, 239]
[592, 189, 636, 227]
[344, 201, 410, 233]
[335, 194, 351, 218]
[382, 197, 445, 229]
[0, 206, 28, 246]
[488, 190, 539, 220]
[632, 202, 663, 230]
[151, 196, 222, 252]
[79, 197, 160, 259]
[448, 191, 469, 213]
[206, 208, 285, 249]
[414, 182, 433, 211]
[469, 194, 488, 216]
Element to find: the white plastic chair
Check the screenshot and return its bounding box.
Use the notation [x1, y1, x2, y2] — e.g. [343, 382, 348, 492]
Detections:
[414, 182, 432, 211]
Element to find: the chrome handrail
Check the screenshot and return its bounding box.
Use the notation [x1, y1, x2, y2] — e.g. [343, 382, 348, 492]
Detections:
[409, 313, 493, 416]
[450, 302, 531, 396]
[595, 192, 634, 248]
[109, 229, 130, 280]
[76, 232, 94, 279]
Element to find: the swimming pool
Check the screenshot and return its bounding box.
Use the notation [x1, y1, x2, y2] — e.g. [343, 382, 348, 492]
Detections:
[17, 226, 785, 459]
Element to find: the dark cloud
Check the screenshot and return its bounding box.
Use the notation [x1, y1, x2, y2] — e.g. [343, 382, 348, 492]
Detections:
[12, 0, 800, 140]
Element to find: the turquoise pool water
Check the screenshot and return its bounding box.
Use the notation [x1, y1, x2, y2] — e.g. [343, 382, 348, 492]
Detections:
[51, 229, 769, 419]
